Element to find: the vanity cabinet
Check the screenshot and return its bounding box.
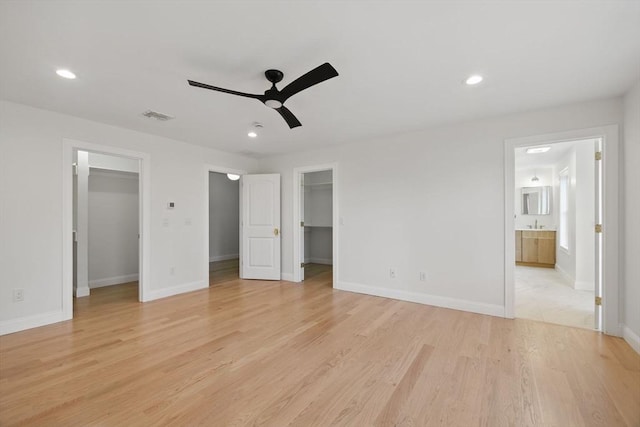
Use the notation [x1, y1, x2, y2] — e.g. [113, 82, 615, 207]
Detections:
[516, 230, 556, 267]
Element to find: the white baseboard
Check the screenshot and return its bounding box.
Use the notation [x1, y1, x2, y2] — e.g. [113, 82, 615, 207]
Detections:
[209, 254, 239, 262]
[281, 272, 294, 282]
[622, 324, 640, 354]
[75, 286, 90, 297]
[143, 280, 208, 302]
[554, 264, 575, 286]
[307, 257, 333, 265]
[0, 310, 69, 336]
[89, 273, 139, 288]
[573, 280, 593, 291]
[335, 281, 505, 317]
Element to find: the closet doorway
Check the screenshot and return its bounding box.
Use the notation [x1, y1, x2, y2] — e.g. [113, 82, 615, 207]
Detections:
[208, 171, 241, 284]
[73, 150, 141, 306]
[293, 164, 338, 286]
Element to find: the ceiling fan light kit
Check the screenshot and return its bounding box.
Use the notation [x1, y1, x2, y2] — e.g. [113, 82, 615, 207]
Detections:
[188, 62, 339, 129]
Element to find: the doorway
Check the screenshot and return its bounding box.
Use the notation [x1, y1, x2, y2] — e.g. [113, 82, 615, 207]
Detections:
[513, 139, 598, 330]
[203, 165, 246, 285]
[63, 140, 150, 321]
[72, 150, 141, 309]
[208, 171, 240, 285]
[293, 164, 338, 285]
[504, 125, 620, 336]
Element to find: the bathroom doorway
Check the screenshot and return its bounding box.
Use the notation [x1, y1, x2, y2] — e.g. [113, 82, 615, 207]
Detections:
[504, 125, 621, 336]
[513, 138, 598, 329]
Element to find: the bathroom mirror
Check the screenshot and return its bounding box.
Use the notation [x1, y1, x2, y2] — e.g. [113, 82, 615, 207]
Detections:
[521, 186, 552, 215]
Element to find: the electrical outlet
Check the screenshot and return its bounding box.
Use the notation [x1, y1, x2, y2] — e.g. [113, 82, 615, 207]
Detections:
[13, 289, 24, 302]
[390, 268, 396, 279]
[419, 272, 427, 281]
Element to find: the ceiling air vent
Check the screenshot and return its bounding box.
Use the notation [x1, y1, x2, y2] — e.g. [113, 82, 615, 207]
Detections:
[142, 110, 174, 121]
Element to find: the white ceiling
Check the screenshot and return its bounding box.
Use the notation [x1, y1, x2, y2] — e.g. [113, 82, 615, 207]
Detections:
[515, 138, 596, 169]
[1, 1, 639, 157]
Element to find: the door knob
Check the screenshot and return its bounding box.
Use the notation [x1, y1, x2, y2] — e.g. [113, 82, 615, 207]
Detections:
[274, 228, 279, 236]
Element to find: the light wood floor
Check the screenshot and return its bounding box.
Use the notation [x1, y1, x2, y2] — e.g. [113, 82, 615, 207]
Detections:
[1, 269, 638, 426]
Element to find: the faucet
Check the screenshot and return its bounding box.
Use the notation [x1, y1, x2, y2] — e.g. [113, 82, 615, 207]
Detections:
[535, 219, 538, 229]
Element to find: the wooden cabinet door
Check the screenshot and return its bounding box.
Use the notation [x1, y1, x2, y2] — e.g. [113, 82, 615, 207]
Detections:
[515, 231, 522, 262]
[522, 235, 538, 262]
[537, 231, 556, 265]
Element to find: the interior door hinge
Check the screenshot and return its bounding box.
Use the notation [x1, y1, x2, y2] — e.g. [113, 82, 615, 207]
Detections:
[595, 151, 602, 161]
[595, 224, 602, 233]
[300, 221, 304, 227]
[595, 296, 602, 306]
[300, 262, 305, 268]
[72, 163, 78, 176]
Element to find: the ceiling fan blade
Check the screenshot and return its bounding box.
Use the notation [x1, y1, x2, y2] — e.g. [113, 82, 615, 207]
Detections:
[275, 106, 302, 128]
[188, 80, 263, 100]
[279, 63, 338, 102]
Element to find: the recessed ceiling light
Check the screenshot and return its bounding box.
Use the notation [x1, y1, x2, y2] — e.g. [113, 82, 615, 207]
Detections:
[526, 146, 551, 154]
[56, 69, 76, 79]
[227, 174, 240, 181]
[465, 75, 483, 85]
[248, 131, 257, 138]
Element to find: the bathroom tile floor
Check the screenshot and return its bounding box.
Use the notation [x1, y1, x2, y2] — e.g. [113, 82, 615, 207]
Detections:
[515, 265, 595, 330]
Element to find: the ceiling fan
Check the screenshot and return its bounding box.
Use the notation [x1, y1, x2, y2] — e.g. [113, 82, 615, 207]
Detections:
[188, 62, 338, 129]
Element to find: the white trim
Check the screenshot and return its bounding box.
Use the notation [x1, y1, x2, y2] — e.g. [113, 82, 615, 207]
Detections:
[75, 287, 90, 298]
[144, 280, 208, 301]
[622, 325, 640, 354]
[204, 165, 247, 287]
[504, 126, 620, 336]
[307, 257, 333, 265]
[554, 263, 575, 286]
[63, 139, 151, 310]
[89, 168, 139, 179]
[292, 163, 339, 286]
[281, 272, 294, 282]
[574, 280, 593, 291]
[0, 310, 68, 336]
[209, 254, 239, 263]
[89, 274, 139, 288]
[336, 282, 504, 317]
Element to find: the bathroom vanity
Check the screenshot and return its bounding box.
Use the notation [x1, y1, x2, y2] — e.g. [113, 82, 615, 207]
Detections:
[515, 230, 556, 267]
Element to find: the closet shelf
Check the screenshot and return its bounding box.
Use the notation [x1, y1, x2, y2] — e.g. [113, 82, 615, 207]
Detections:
[305, 182, 332, 188]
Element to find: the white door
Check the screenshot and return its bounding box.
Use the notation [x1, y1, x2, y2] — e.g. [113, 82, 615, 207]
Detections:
[240, 174, 281, 280]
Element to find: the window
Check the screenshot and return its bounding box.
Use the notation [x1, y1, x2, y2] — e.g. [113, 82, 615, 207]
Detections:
[559, 169, 569, 251]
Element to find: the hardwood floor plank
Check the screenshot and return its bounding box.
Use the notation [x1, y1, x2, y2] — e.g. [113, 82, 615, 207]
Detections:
[1, 263, 638, 426]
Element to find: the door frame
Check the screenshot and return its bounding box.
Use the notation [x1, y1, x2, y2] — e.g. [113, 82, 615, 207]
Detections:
[203, 165, 247, 285]
[62, 139, 151, 321]
[292, 163, 339, 285]
[504, 125, 620, 336]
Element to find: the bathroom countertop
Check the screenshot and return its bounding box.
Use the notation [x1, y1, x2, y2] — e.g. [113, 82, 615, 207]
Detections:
[516, 228, 556, 231]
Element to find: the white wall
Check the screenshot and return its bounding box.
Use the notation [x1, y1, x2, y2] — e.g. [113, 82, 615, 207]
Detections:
[574, 142, 595, 291]
[551, 141, 596, 289]
[554, 148, 576, 282]
[0, 95, 629, 335]
[260, 97, 623, 316]
[514, 167, 555, 230]
[88, 169, 139, 287]
[623, 80, 640, 351]
[209, 172, 239, 261]
[0, 100, 258, 333]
